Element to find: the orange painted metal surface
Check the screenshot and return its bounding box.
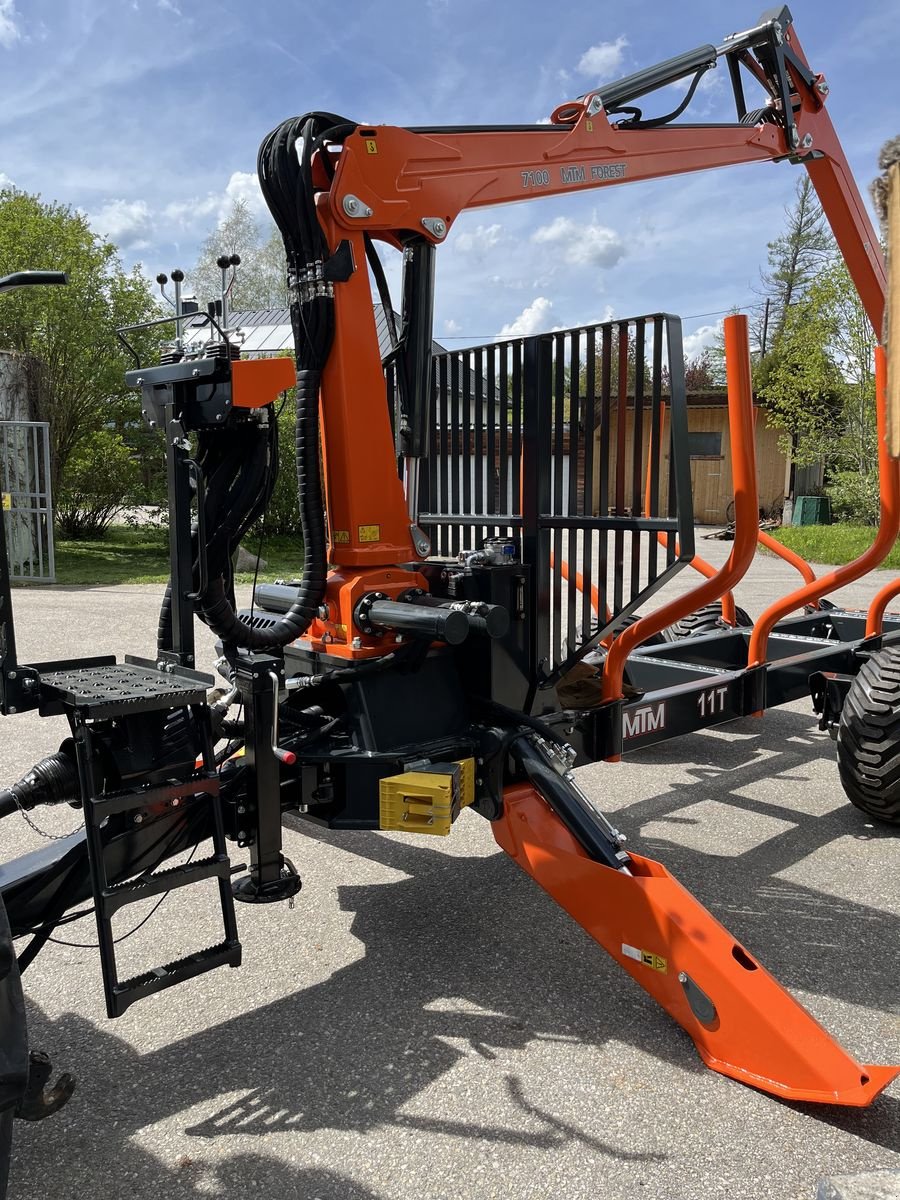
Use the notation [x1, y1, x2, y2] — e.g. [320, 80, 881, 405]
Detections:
[309, 23, 885, 648]
[308, 565, 431, 659]
[757, 527, 816, 586]
[750, 408, 817, 591]
[602, 316, 759, 702]
[316, 220, 418, 568]
[231, 357, 296, 409]
[866, 576, 900, 637]
[749, 349, 900, 664]
[493, 783, 899, 1105]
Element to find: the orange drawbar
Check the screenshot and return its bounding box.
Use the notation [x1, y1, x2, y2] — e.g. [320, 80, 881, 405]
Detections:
[494, 783, 899, 1106]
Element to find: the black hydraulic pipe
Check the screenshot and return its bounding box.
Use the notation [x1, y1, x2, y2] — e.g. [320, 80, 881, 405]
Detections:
[409, 594, 510, 639]
[396, 240, 436, 460]
[366, 600, 469, 645]
[256, 583, 509, 640]
[511, 737, 628, 871]
[590, 44, 717, 110]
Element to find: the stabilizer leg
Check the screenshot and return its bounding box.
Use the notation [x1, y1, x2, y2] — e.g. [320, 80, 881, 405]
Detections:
[494, 780, 899, 1106]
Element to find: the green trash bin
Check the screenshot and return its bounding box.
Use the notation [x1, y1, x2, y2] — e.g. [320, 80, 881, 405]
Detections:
[792, 495, 832, 526]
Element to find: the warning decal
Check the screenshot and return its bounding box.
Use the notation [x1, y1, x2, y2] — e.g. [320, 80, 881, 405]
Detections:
[358, 525, 381, 543]
[622, 943, 668, 973]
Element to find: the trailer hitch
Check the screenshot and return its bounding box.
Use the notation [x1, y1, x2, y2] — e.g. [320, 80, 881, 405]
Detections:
[14, 1052, 74, 1123]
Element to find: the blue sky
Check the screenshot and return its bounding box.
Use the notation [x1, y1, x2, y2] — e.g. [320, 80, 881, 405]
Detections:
[2, 0, 899, 357]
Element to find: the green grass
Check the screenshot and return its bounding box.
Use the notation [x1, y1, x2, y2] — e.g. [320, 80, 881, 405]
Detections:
[768, 524, 900, 570]
[49, 525, 303, 587]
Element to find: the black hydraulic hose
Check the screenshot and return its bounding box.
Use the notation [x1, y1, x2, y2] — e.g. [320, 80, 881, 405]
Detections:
[0, 753, 79, 820]
[197, 367, 327, 648]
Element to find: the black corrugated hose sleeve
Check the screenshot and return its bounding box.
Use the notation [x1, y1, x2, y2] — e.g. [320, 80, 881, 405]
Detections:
[196, 367, 327, 649]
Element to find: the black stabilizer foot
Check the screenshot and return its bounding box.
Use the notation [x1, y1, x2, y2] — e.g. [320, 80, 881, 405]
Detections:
[232, 859, 302, 904]
[15, 1051, 75, 1122]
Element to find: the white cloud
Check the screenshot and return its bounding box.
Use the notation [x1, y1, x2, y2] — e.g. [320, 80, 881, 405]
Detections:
[444, 318, 461, 335]
[577, 36, 627, 80]
[157, 0, 183, 14]
[0, 172, 13, 190]
[0, 0, 21, 48]
[682, 321, 723, 360]
[532, 216, 624, 268]
[88, 198, 155, 249]
[453, 223, 502, 254]
[221, 170, 265, 221]
[500, 297, 556, 337]
[161, 171, 267, 233]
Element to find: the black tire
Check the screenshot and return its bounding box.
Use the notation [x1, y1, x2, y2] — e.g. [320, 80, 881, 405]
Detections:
[661, 602, 753, 642]
[836, 646, 900, 825]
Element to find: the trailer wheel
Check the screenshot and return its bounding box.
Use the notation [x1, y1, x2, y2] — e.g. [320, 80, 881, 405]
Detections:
[661, 602, 753, 642]
[836, 646, 900, 825]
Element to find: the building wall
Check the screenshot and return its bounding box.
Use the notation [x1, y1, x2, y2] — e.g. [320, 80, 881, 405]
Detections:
[592, 403, 788, 525]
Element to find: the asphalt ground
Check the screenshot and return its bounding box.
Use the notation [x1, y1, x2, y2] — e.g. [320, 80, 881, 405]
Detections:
[2, 538, 899, 1200]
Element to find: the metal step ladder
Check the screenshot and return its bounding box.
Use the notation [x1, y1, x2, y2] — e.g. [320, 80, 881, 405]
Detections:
[39, 657, 242, 1018]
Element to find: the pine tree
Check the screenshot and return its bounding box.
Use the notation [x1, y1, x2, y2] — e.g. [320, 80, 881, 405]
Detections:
[755, 175, 833, 349]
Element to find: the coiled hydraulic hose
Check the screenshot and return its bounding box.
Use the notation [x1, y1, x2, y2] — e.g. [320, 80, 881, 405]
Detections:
[156, 112, 355, 654]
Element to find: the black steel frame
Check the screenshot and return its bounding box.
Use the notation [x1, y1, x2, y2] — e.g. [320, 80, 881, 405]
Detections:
[415, 313, 695, 688]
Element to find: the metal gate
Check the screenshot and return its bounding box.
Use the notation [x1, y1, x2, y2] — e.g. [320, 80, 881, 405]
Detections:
[0, 421, 55, 582]
[412, 313, 694, 683]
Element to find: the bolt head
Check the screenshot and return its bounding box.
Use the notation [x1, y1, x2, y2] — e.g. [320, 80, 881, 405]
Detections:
[192, 368, 200, 377]
[134, 813, 144, 824]
[817, 80, 829, 94]
[678, 971, 688, 984]
[801, 133, 814, 149]
[7, 671, 15, 680]
[344, 196, 359, 215]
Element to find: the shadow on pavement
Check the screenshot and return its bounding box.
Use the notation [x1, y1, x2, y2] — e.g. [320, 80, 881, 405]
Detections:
[11, 707, 899, 1198]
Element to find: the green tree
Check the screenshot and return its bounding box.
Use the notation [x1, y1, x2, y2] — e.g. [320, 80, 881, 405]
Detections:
[190, 199, 289, 312]
[756, 296, 844, 468]
[755, 175, 833, 349]
[56, 428, 141, 538]
[810, 256, 877, 476]
[0, 187, 161, 495]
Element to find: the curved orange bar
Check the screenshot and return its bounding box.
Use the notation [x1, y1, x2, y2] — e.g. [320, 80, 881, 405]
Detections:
[750, 407, 816, 593]
[866, 575, 900, 637]
[493, 783, 900, 1105]
[602, 315, 759, 702]
[757, 527, 816, 586]
[749, 348, 900, 664]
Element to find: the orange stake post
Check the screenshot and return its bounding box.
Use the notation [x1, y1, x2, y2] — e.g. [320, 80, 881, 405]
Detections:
[602, 315, 759, 703]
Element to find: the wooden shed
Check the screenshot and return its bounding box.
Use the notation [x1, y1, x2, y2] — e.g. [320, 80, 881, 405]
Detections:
[594, 392, 788, 526]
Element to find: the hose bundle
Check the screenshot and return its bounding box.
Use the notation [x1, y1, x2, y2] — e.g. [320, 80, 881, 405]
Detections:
[158, 112, 357, 653]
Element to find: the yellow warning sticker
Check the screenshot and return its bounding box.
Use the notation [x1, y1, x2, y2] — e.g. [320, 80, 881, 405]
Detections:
[622, 943, 668, 973]
[365, 139, 378, 155]
[358, 524, 381, 543]
[1, 494, 9, 511]
[586, 119, 594, 132]
[333, 529, 350, 544]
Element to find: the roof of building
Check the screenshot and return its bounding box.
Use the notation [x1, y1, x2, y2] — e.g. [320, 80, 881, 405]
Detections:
[183, 304, 448, 360]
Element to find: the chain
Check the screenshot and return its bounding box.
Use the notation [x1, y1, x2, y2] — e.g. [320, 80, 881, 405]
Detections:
[14, 795, 84, 841]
